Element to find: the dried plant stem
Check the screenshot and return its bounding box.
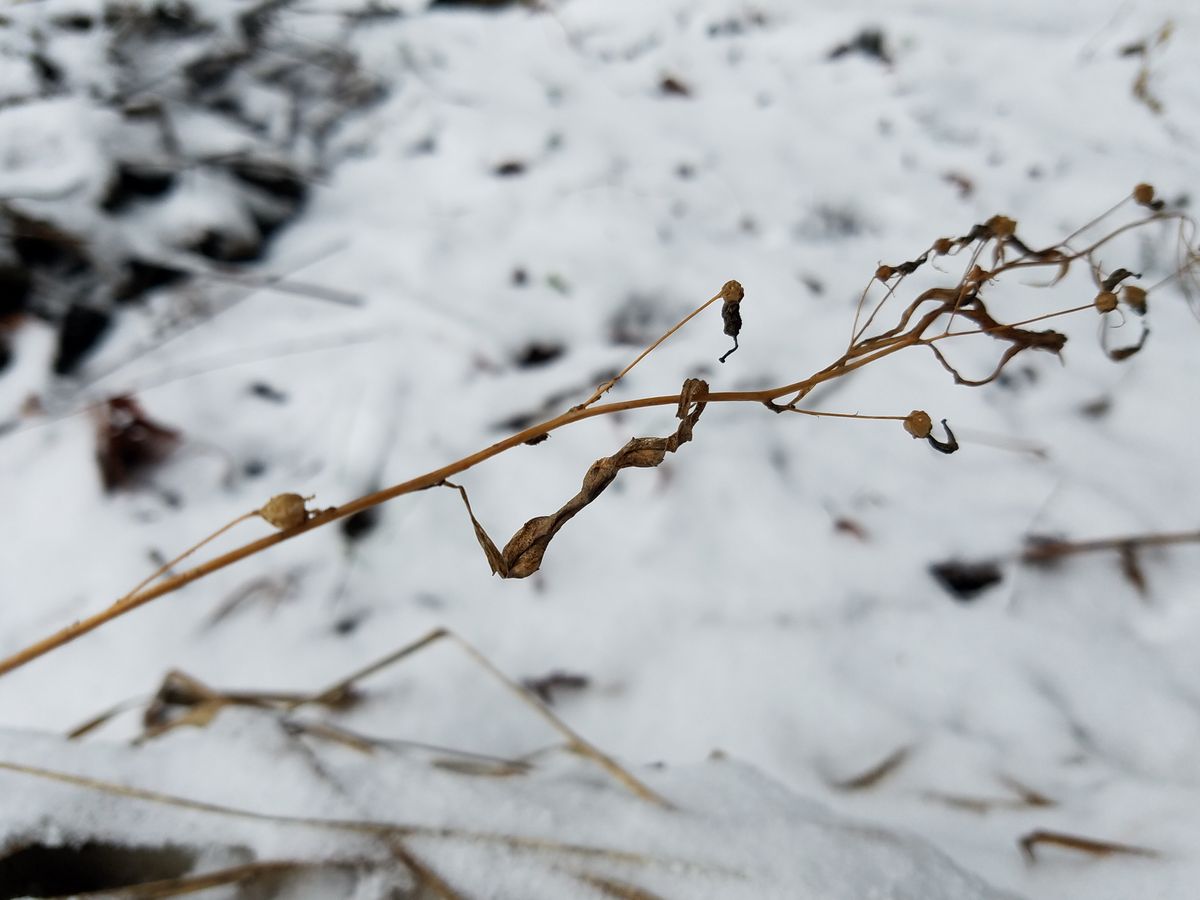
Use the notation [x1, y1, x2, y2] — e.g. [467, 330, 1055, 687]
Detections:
[1022, 528, 1200, 563]
[0, 512, 258, 678]
[127, 512, 259, 600]
[573, 288, 725, 410]
[0, 368, 911, 677]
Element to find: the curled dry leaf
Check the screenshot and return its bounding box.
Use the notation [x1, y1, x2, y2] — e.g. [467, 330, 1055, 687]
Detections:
[1101, 268, 1138, 291]
[1102, 321, 1150, 361]
[95, 395, 181, 491]
[927, 288, 1067, 387]
[926, 418, 959, 454]
[448, 379, 709, 579]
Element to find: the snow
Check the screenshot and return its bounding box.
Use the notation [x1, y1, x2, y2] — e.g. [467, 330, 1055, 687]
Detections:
[1, 0, 1199, 897]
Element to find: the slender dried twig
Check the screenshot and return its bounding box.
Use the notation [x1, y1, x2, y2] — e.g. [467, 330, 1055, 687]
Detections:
[1019, 828, 1159, 863]
[1021, 528, 1200, 564]
[307, 628, 671, 807]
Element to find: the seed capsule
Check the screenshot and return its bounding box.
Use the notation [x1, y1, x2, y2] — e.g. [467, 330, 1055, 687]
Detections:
[259, 493, 310, 530]
[986, 215, 1017, 238]
[904, 410, 933, 439]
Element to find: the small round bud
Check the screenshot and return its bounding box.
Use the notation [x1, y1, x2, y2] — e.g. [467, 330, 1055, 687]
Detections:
[933, 238, 953, 255]
[903, 410, 933, 439]
[1094, 291, 1118, 313]
[720, 280, 744, 303]
[1133, 183, 1155, 206]
[259, 493, 309, 530]
[986, 215, 1017, 238]
[875, 265, 894, 282]
[1122, 285, 1147, 314]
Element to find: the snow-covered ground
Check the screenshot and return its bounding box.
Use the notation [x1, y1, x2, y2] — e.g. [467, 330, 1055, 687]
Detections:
[2, 0, 1199, 897]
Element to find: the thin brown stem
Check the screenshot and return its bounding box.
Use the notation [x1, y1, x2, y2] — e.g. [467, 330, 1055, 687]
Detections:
[0, 512, 256, 678]
[1022, 528, 1200, 563]
[573, 290, 724, 410]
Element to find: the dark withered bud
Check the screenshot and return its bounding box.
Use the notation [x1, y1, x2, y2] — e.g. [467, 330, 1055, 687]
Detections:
[1122, 285, 1147, 315]
[718, 280, 744, 364]
[1101, 268, 1138, 291]
[927, 419, 959, 455]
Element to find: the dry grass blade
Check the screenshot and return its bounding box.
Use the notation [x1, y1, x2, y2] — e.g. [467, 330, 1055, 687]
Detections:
[282, 719, 379, 755]
[575, 871, 668, 900]
[0, 760, 724, 873]
[997, 774, 1055, 807]
[1019, 829, 1159, 863]
[922, 773, 1055, 815]
[66, 695, 153, 740]
[1021, 528, 1200, 563]
[308, 628, 671, 807]
[829, 746, 911, 791]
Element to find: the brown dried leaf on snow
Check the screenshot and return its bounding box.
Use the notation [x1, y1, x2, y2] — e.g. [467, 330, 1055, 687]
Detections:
[94, 395, 181, 491]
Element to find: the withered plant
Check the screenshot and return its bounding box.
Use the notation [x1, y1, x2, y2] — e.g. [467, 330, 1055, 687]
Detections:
[1, 183, 1197, 678]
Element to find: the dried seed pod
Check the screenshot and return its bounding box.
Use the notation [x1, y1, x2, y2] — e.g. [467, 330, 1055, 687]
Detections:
[1094, 291, 1118, 313]
[904, 409, 933, 439]
[1133, 183, 1155, 206]
[259, 493, 310, 530]
[933, 238, 953, 255]
[966, 265, 989, 283]
[875, 265, 894, 282]
[986, 215, 1017, 238]
[1122, 285, 1147, 315]
[721, 279, 744, 303]
[719, 280, 744, 364]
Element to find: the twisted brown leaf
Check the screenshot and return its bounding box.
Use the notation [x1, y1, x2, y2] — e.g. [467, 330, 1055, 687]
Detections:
[448, 379, 709, 579]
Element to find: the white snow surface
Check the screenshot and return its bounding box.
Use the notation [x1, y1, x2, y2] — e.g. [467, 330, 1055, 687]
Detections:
[2, 0, 1200, 898]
